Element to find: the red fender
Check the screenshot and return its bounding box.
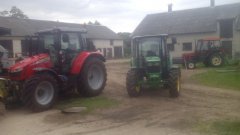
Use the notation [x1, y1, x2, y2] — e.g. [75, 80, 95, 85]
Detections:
[70, 51, 105, 75]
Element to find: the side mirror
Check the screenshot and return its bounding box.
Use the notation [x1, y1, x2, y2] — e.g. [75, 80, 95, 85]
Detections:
[62, 34, 69, 43]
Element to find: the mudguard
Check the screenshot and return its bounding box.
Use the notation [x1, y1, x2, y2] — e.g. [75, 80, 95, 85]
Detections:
[33, 67, 62, 82]
[70, 51, 105, 75]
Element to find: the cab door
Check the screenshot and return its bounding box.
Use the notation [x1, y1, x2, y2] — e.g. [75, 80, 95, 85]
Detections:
[197, 40, 210, 62]
[60, 32, 82, 73]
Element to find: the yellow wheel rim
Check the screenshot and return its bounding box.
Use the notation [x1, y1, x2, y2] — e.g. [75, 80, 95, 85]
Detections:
[177, 77, 180, 92]
[135, 86, 140, 92]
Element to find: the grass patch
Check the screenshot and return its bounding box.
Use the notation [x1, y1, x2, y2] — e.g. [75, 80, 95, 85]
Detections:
[197, 120, 240, 135]
[191, 69, 240, 90]
[56, 96, 119, 114]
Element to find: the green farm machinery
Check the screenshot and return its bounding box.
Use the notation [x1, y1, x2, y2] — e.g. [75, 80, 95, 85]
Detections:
[126, 35, 181, 97]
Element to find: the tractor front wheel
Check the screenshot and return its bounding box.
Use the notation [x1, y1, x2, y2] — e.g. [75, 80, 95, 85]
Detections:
[187, 61, 196, 69]
[126, 69, 141, 97]
[22, 74, 58, 112]
[168, 69, 181, 98]
[77, 58, 107, 97]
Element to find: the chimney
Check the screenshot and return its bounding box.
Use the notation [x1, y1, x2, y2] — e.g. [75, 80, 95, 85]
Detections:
[210, 0, 215, 7]
[168, 4, 172, 12]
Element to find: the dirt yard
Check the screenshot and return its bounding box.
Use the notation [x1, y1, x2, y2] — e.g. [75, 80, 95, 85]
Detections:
[0, 59, 239, 135]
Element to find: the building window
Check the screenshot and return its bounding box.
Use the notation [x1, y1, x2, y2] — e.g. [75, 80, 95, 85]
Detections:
[182, 42, 192, 51]
[110, 40, 114, 45]
[168, 44, 174, 51]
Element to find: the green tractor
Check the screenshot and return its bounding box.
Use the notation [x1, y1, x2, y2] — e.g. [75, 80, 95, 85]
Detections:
[126, 35, 181, 97]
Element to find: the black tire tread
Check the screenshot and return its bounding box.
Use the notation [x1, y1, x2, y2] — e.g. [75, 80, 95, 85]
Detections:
[77, 58, 107, 97]
[22, 74, 58, 112]
[168, 69, 180, 98]
[126, 69, 141, 97]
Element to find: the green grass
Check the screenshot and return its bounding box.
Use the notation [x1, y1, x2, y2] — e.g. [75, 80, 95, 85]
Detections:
[56, 96, 119, 114]
[192, 69, 240, 90]
[197, 120, 240, 135]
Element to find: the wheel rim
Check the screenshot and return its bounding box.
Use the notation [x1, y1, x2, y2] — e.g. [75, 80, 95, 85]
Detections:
[177, 76, 180, 92]
[35, 81, 54, 105]
[135, 86, 140, 92]
[188, 63, 194, 69]
[88, 64, 104, 90]
[212, 56, 222, 66]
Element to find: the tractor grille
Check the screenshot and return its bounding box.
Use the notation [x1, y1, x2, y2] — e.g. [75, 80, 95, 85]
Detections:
[147, 66, 160, 73]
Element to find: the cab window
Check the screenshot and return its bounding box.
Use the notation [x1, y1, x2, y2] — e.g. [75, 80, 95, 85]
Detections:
[138, 38, 160, 57]
[61, 33, 81, 51]
[43, 34, 55, 49]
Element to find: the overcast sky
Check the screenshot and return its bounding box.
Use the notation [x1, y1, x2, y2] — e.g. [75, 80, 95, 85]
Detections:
[0, 0, 239, 33]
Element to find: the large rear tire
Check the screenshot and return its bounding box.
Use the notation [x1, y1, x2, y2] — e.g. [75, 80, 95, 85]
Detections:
[209, 54, 223, 67]
[77, 58, 107, 97]
[126, 69, 141, 97]
[22, 74, 58, 112]
[168, 69, 181, 98]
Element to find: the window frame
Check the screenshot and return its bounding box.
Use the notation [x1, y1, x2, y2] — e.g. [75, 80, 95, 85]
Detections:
[182, 42, 192, 51]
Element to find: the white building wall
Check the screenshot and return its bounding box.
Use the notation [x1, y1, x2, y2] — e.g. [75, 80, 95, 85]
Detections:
[113, 40, 123, 46]
[93, 39, 124, 58]
[233, 20, 240, 58]
[12, 39, 22, 57]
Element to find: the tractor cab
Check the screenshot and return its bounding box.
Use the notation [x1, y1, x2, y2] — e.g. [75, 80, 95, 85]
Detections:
[131, 35, 170, 79]
[195, 37, 222, 56]
[127, 35, 180, 97]
[37, 28, 87, 74]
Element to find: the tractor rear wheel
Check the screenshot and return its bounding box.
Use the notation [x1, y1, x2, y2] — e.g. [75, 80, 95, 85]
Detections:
[77, 58, 107, 97]
[22, 74, 58, 112]
[209, 54, 223, 67]
[126, 69, 141, 97]
[168, 69, 181, 98]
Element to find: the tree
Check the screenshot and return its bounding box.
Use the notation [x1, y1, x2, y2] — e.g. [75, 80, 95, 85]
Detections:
[87, 21, 93, 25]
[87, 20, 101, 25]
[0, 6, 28, 19]
[118, 32, 131, 57]
[94, 20, 101, 25]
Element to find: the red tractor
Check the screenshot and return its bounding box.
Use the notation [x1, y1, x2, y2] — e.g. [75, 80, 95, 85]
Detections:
[0, 28, 107, 112]
[183, 37, 225, 69]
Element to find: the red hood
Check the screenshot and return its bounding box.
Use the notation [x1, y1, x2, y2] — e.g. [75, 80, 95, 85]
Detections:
[182, 52, 196, 61]
[9, 53, 49, 71]
[182, 52, 195, 57]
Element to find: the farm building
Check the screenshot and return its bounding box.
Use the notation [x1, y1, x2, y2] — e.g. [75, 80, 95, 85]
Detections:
[0, 17, 124, 59]
[132, 2, 240, 59]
